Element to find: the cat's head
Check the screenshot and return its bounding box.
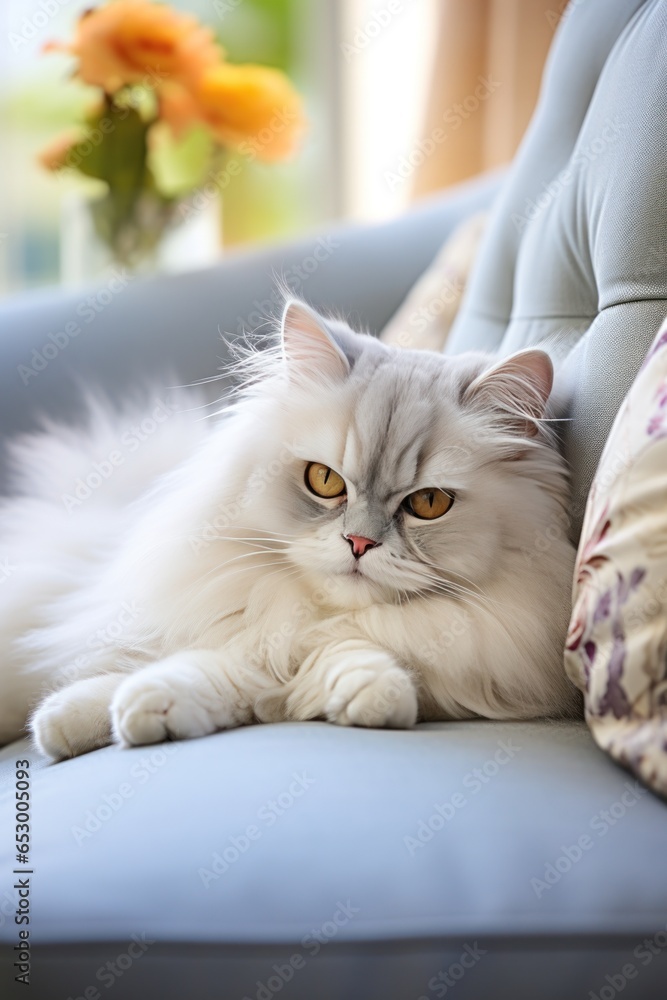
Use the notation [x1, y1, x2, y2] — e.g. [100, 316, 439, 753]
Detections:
[238, 299, 566, 610]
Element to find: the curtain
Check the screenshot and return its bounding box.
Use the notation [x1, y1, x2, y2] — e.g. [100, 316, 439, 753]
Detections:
[412, 0, 563, 197]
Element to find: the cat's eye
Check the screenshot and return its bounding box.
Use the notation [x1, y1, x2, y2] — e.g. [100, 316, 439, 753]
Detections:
[305, 462, 346, 499]
[403, 488, 454, 520]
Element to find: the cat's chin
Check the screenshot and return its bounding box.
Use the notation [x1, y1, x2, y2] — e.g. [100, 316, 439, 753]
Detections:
[332, 576, 383, 610]
[318, 569, 398, 611]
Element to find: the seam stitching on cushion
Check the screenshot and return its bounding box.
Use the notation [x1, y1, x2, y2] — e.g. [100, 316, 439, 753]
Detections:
[599, 297, 667, 312]
[467, 310, 596, 323]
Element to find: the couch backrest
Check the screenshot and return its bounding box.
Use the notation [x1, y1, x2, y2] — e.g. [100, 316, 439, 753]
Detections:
[447, 0, 667, 539]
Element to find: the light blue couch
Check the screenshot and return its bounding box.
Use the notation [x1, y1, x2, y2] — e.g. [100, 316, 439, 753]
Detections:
[1, 1, 666, 997]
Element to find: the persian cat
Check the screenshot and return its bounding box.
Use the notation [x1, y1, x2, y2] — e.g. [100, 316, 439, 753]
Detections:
[0, 299, 579, 759]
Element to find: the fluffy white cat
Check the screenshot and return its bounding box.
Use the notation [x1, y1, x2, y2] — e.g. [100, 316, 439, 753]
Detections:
[0, 299, 580, 759]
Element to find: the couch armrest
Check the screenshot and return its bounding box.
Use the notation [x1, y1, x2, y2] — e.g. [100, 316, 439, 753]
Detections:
[0, 171, 501, 487]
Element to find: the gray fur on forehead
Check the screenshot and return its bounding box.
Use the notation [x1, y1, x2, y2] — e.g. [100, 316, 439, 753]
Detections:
[277, 297, 554, 458]
[325, 313, 491, 392]
[323, 332, 494, 496]
[278, 294, 493, 393]
[292, 300, 554, 450]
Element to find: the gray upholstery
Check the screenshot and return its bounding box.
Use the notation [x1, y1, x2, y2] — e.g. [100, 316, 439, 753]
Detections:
[447, 0, 667, 536]
[1, 721, 667, 1000]
[1, 1, 667, 997]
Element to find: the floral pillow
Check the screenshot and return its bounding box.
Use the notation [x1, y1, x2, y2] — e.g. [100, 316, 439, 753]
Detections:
[565, 317, 667, 798]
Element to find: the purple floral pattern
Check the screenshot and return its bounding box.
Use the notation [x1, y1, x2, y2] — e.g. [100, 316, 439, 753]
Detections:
[647, 381, 667, 438]
[565, 317, 667, 800]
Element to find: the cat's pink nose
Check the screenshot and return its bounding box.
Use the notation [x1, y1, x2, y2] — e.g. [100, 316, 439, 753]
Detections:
[345, 534, 379, 559]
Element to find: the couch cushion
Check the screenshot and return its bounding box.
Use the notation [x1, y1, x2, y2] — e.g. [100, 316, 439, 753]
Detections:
[446, 0, 667, 540]
[2, 720, 667, 999]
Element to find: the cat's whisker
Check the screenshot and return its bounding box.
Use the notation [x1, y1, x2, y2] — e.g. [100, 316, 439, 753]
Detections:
[400, 555, 512, 614]
[420, 581, 501, 624]
[430, 566, 495, 603]
[226, 525, 299, 539]
[191, 535, 294, 549]
[418, 583, 499, 620]
[197, 531, 294, 541]
[406, 543, 505, 606]
[206, 548, 289, 571]
[180, 551, 291, 594]
[206, 538, 292, 553]
[387, 563, 502, 620]
[184, 563, 297, 625]
[168, 532, 294, 546]
[186, 562, 293, 601]
[437, 578, 518, 616]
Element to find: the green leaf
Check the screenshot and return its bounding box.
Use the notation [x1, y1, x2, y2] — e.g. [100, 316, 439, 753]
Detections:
[71, 103, 148, 222]
[148, 123, 215, 198]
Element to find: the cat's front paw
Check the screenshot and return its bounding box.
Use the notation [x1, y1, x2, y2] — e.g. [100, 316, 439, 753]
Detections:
[110, 651, 248, 747]
[30, 675, 121, 761]
[31, 692, 107, 761]
[111, 663, 212, 748]
[325, 653, 418, 729]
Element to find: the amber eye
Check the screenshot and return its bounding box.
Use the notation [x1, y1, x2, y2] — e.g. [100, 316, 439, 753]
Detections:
[403, 488, 454, 520]
[305, 462, 346, 499]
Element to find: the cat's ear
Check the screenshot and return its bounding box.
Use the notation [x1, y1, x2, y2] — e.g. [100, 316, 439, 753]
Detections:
[463, 349, 553, 437]
[281, 299, 350, 383]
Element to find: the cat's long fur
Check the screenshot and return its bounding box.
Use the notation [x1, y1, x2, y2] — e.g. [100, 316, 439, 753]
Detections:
[0, 299, 580, 758]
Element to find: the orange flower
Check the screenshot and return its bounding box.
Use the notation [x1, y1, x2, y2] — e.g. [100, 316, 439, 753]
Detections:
[191, 63, 305, 161]
[46, 0, 222, 93]
[42, 2, 306, 163]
